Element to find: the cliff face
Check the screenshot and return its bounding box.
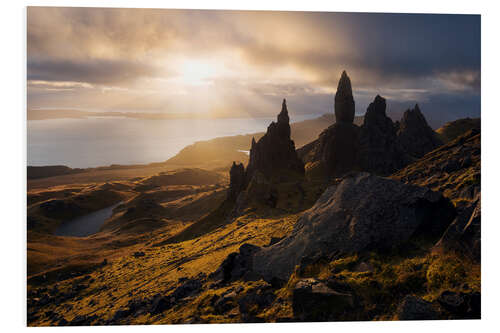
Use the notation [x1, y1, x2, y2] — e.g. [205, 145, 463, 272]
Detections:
[245, 99, 304, 182]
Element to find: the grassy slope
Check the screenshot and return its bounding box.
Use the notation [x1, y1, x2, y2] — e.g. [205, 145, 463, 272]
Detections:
[27, 128, 480, 325]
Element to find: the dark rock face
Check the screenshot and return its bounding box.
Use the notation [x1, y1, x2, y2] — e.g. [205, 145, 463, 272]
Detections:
[292, 278, 354, 321]
[228, 162, 245, 200]
[398, 104, 443, 158]
[245, 99, 304, 182]
[334, 71, 355, 123]
[252, 173, 456, 281]
[308, 71, 359, 178]
[358, 95, 408, 175]
[210, 243, 261, 284]
[396, 295, 438, 320]
[313, 122, 360, 179]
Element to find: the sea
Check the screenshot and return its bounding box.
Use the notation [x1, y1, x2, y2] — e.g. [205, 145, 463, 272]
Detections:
[27, 115, 319, 168]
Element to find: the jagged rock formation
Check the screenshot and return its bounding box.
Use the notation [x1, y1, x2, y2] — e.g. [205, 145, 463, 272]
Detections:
[358, 95, 408, 175]
[299, 75, 443, 179]
[227, 162, 245, 200]
[334, 70, 355, 123]
[398, 104, 443, 158]
[308, 71, 360, 178]
[313, 122, 360, 179]
[250, 173, 455, 282]
[245, 99, 304, 182]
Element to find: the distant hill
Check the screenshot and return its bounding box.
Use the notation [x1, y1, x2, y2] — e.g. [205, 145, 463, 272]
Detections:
[436, 117, 480, 143]
[27, 165, 85, 179]
[164, 114, 363, 170]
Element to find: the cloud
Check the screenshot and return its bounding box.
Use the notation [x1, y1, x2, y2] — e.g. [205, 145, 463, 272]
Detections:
[27, 7, 481, 124]
[27, 58, 167, 85]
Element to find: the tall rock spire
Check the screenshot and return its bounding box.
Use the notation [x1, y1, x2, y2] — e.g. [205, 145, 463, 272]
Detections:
[278, 99, 290, 124]
[334, 70, 355, 123]
[246, 98, 304, 182]
[228, 161, 245, 201]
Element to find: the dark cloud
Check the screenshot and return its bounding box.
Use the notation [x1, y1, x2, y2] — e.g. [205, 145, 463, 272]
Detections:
[27, 58, 166, 85]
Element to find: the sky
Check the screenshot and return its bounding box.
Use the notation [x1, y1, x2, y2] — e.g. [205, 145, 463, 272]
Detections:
[27, 7, 481, 127]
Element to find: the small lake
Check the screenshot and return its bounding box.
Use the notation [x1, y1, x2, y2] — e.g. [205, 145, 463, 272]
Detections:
[54, 202, 122, 237]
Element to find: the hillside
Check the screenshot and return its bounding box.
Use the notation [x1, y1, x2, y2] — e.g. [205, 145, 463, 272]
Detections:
[27, 121, 480, 326]
[164, 114, 363, 170]
[26, 73, 480, 326]
[436, 118, 480, 143]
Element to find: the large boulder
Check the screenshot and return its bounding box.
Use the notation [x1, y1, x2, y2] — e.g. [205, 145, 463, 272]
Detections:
[395, 295, 439, 320]
[252, 173, 456, 281]
[397, 104, 442, 158]
[358, 95, 408, 175]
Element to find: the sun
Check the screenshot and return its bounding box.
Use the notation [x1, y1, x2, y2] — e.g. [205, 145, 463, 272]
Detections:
[178, 59, 218, 86]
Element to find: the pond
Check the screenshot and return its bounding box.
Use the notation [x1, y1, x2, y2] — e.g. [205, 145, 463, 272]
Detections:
[54, 202, 122, 237]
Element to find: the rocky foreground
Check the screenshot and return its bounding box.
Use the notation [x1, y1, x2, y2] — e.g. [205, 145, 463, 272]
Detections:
[27, 71, 480, 325]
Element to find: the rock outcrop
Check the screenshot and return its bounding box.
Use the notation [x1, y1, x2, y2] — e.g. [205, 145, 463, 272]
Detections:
[358, 95, 408, 175]
[395, 295, 439, 320]
[309, 71, 360, 179]
[334, 70, 355, 123]
[245, 99, 304, 182]
[298, 72, 443, 180]
[434, 194, 480, 261]
[251, 173, 455, 281]
[397, 104, 442, 158]
[292, 278, 354, 321]
[227, 162, 245, 201]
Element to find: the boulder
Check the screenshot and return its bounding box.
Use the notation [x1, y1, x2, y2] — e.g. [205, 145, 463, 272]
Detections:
[397, 104, 442, 158]
[238, 283, 276, 322]
[252, 173, 456, 281]
[292, 278, 354, 321]
[171, 276, 204, 300]
[210, 244, 261, 283]
[396, 295, 438, 320]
